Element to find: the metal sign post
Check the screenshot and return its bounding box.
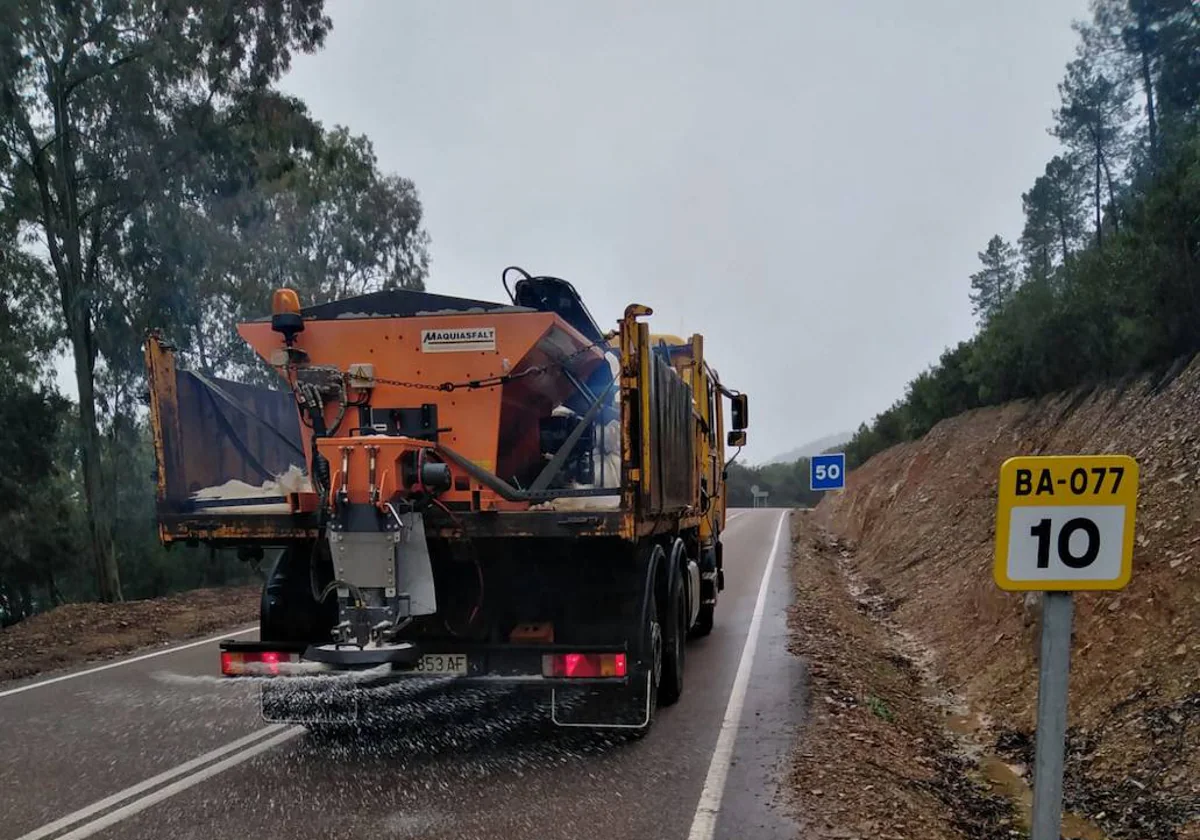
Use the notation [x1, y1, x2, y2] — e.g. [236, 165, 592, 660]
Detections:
[1031, 591, 1073, 839]
[993, 454, 1138, 840]
[749, 485, 769, 508]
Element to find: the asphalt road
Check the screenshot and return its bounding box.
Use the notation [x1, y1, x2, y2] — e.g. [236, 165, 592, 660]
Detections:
[1, 509, 805, 840]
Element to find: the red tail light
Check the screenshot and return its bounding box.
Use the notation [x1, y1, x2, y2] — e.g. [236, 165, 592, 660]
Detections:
[542, 652, 627, 678]
[220, 650, 295, 676]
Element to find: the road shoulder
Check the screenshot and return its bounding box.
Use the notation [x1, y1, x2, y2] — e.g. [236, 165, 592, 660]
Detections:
[782, 511, 1016, 839]
[711, 511, 805, 840]
[0, 585, 259, 685]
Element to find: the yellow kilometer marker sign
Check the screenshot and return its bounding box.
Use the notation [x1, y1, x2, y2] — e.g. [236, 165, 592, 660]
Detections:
[994, 454, 1139, 592]
[994, 453, 1138, 840]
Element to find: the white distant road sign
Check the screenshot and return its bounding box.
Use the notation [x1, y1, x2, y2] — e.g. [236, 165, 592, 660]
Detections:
[994, 455, 1138, 591]
[749, 484, 769, 508]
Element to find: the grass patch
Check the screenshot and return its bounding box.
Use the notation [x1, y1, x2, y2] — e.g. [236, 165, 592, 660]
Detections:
[866, 695, 895, 722]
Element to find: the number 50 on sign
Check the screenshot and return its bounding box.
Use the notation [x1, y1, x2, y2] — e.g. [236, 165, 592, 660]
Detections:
[994, 455, 1138, 591]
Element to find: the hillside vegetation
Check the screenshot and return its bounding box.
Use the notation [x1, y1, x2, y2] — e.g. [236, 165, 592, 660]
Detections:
[819, 362, 1200, 839]
[726, 459, 824, 508]
[846, 0, 1200, 470]
[0, 1, 430, 619]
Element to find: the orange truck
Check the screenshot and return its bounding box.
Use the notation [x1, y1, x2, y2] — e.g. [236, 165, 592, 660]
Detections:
[145, 267, 749, 732]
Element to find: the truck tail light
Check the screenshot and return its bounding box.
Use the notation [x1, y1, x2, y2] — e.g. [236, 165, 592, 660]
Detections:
[220, 650, 297, 677]
[542, 652, 627, 678]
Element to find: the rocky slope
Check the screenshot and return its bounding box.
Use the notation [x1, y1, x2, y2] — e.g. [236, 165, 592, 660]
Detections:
[816, 357, 1200, 839]
[785, 513, 1019, 839]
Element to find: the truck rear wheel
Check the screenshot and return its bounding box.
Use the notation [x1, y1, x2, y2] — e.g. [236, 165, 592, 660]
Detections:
[623, 592, 662, 739]
[690, 541, 719, 639]
[621, 544, 666, 738]
[658, 554, 686, 706]
[260, 543, 335, 644]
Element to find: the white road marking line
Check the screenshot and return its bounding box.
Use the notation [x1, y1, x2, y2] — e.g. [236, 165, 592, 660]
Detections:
[0, 625, 259, 700]
[47, 726, 304, 840]
[15, 725, 289, 840]
[688, 510, 789, 840]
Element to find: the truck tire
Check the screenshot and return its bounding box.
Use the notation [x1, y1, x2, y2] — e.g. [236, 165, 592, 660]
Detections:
[691, 602, 714, 638]
[690, 541, 718, 639]
[619, 543, 666, 738]
[260, 543, 334, 644]
[658, 554, 686, 706]
[625, 595, 662, 739]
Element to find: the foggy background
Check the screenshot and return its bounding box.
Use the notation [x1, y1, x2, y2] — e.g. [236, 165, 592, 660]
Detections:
[65, 1, 1090, 463]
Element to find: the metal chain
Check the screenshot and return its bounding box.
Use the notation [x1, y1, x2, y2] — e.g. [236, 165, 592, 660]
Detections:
[370, 366, 543, 392]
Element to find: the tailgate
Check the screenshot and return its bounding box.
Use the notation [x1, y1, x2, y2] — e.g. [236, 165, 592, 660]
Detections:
[145, 333, 318, 544]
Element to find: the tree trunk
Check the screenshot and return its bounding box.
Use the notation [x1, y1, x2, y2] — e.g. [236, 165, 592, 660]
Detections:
[205, 547, 227, 587]
[46, 63, 123, 604]
[6, 56, 124, 606]
[70, 312, 122, 602]
[1094, 150, 1103, 249]
[1057, 205, 1072, 264]
[46, 571, 64, 606]
[196, 313, 211, 373]
[1101, 151, 1120, 235]
[1136, 7, 1158, 162]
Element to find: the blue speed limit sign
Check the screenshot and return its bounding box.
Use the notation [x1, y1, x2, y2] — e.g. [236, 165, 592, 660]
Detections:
[810, 453, 846, 491]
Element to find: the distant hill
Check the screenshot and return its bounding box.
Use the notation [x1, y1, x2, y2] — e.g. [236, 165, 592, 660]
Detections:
[765, 431, 853, 465]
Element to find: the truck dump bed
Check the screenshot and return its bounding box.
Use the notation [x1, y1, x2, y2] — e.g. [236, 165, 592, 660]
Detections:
[146, 343, 318, 542]
[145, 284, 701, 545]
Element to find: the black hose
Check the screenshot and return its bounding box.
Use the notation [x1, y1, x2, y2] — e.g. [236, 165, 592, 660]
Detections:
[501, 266, 533, 303]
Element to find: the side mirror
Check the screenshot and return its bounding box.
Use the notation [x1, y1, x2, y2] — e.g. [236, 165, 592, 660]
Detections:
[728, 430, 747, 447]
[731, 394, 748, 430]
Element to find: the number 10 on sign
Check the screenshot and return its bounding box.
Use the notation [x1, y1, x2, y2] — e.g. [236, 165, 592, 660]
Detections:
[994, 455, 1139, 591]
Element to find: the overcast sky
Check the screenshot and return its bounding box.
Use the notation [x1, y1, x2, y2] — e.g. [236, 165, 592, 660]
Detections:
[46, 1, 1079, 466]
[53, 3, 1092, 463]
[272, 0, 1089, 463]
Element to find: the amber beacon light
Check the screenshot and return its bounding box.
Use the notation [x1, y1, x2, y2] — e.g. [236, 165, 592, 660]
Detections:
[270, 288, 304, 344]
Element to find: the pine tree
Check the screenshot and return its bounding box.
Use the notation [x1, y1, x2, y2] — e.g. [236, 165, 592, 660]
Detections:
[1020, 156, 1088, 279]
[969, 236, 1019, 324]
[1053, 56, 1133, 247]
[1078, 0, 1162, 162]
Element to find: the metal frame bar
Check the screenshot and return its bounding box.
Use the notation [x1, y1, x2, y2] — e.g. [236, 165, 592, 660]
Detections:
[437, 443, 620, 502]
[529, 379, 618, 493]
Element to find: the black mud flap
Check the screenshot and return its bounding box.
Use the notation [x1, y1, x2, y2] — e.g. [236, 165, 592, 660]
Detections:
[550, 673, 653, 730]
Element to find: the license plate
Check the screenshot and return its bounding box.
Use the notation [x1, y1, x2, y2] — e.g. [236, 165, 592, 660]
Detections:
[412, 653, 468, 675]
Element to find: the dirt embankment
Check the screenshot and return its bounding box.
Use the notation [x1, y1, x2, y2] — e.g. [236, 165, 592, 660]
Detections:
[786, 512, 1018, 839]
[815, 358, 1200, 839]
[0, 585, 260, 683]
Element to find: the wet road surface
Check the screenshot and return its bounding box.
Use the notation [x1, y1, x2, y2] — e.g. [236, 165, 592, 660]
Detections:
[1, 509, 805, 840]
